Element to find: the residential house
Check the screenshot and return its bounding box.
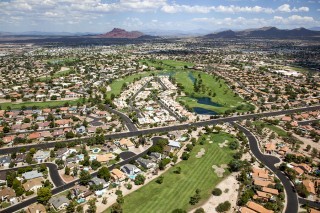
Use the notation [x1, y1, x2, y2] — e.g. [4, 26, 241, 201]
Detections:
[136, 157, 156, 169]
[49, 196, 70, 210]
[0, 187, 16, 201]
[111, 169, 126, 182]
[121, 164, 141, 178]
[33, 150, 50, 163]
[27, 203, 47, 213]
[246, 201, 274, 213]
[55, 148, 69, 158]
[303, 179, 316, 196]
[96, 153, 115, 163]
[22, 171, 43, 180]
[118, 138, 135, 149]
[0, 156, 11, 167]
[89, 177, 109, 189]
[23, 177, 44, 191]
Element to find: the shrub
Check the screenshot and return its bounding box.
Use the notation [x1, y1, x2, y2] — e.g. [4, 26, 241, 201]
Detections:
[212, 188, 222, 196]
[216, 201, 231, 212]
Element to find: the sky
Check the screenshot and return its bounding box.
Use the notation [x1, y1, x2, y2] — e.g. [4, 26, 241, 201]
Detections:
[0, 0, 319, 33]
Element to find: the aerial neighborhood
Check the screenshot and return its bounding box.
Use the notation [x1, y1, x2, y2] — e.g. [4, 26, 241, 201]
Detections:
[0, 25, 319, 213]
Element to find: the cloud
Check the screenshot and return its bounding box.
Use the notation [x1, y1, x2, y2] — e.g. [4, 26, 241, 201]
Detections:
[192, 15, 318, 28]
[161, 4, 275, 14]
[277, 4, 309, 12]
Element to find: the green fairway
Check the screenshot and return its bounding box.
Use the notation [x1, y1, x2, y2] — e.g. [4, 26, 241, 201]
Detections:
[0, 99, 83, 110]
[175, 71, 253, 114]
[106, 72, 152, 98]
[108, 132, 236, 213]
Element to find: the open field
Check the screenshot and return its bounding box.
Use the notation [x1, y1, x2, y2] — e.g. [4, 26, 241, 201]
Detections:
[110, 132, 236, 213]
[0, 98, 83, 110]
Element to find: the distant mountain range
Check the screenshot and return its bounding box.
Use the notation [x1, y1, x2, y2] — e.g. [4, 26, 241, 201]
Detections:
[96, 28, 144, 39]
[204, 27, 320, 39]
[1, 26, 320, 38]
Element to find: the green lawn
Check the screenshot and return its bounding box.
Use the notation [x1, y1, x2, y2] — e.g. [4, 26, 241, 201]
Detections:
[107, 132, 236, 213]
[253, 121, 288, 137]
[175, 71, 253, 114]
[0, 98, 83, 110]
[106, 72, 152, 98]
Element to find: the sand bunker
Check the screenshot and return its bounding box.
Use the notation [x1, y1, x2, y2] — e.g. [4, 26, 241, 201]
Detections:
[196, 148, 205, 158]
[218, 140, 229, 148]
[212, 164, 227, 177]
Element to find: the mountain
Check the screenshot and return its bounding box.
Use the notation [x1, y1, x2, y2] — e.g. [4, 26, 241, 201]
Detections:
[97, 28, 144, 39]
[204, 27, 320, 39]
[309, 27, 320, 31]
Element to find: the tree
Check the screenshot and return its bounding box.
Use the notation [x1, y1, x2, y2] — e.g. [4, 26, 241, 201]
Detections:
[87, 198, 97, 213]
[156, 176, 164, 184]
[65, 166, 70, 175]
[97, 167, 110, 181]
[37, 187, 52, 204]
[311, 148, 318, 158]
[296, 183, 309, 198]
[195, 208, 205, 213]
[111, 203, 123, 213]
[181, 152, 190, 160]
[66, 201, 76, 213]
[186, 144, 193, 151]
[228, 159, 243, 172]
[91, 160, 101, 170]
[76, 205, 84, 213]
[306, 145, 311, 152]
[12, 178, 24, 196]
[134, 174, 146, 185]
[216, 201, 231, 212]
[212, 188, 222, 196]
[228, 140, 239, 150]
[189, 189, 201, 205]
[159, 158, 171, 170]
[6, 171, 16, 187]
[79, 170, 91, 185]
[174, 167, 181, 174]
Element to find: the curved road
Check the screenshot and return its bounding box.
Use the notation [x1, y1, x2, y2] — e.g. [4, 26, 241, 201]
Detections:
[0, 163, 65, 188]
[1, 105, 320, 212]
[1, 137, 163, 213]
[232, 122, 320, 212]
[1, 105, 320, 155]
[105, 105, 138, 132]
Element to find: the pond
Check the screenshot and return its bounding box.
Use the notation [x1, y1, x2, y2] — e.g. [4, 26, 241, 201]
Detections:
[193, 107, 217, 115]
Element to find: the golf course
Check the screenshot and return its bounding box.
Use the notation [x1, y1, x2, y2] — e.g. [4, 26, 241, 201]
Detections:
[111, 132, 236, 213]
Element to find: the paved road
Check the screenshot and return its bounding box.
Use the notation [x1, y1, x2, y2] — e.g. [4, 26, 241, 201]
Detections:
[119, 151, 136, 160]
[1, 137, 163, 213]
[105, 105, 138, 132]
[0, 163, 65, 188]
[297, 119, 319, 126]
[232, 122, 299, 213]
[1, 105, 320, 155]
